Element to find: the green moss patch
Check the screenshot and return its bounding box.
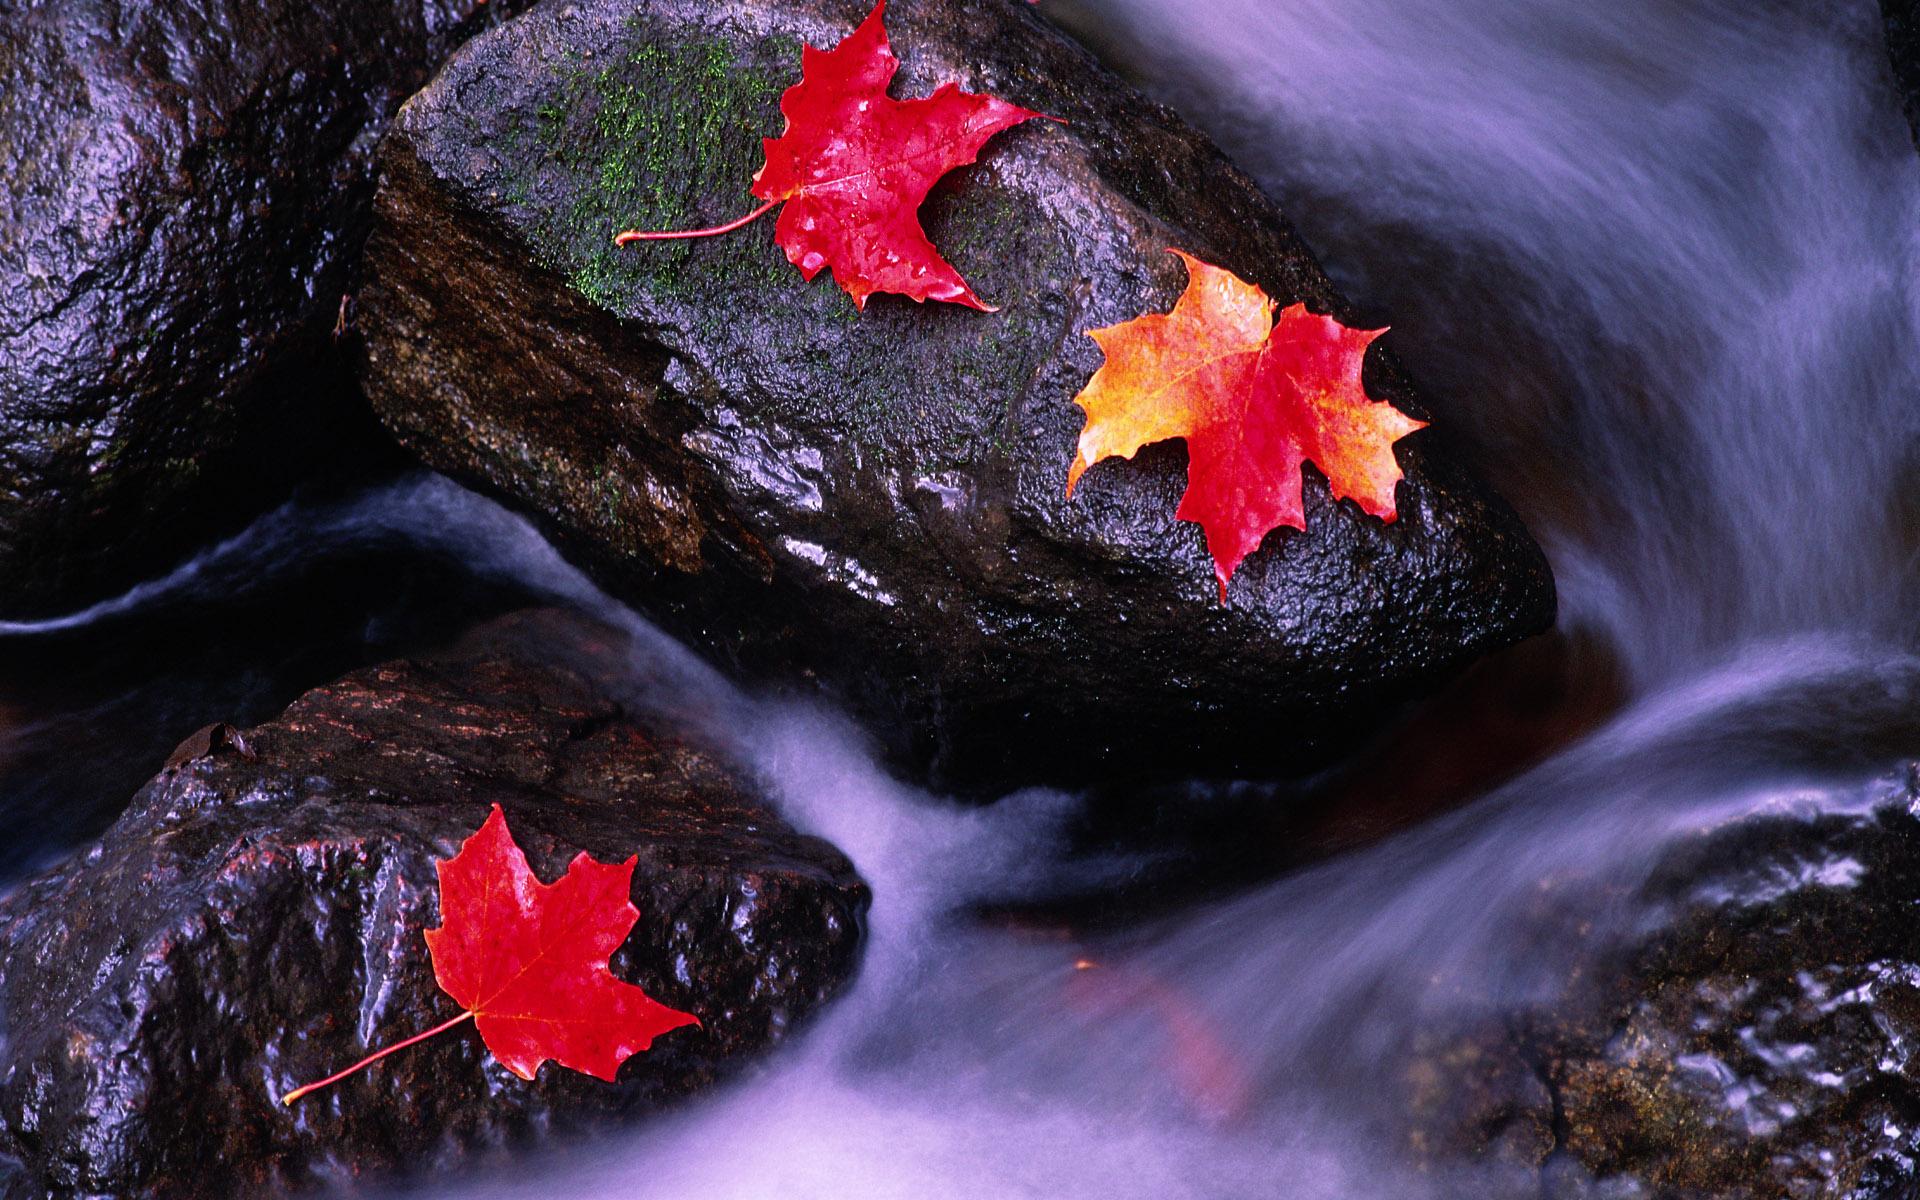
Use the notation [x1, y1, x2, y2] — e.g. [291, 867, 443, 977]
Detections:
[502, 29, 797, 311]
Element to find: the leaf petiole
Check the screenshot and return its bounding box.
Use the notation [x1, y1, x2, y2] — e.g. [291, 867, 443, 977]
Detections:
[279, 1009, 476, 1106]
[613, 198, 779, 246]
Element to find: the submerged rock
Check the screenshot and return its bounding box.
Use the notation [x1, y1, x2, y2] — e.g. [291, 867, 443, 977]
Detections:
[0, 0, 529, 616]
[0, 608, 869, 1199]
[1412, 767, 1920, 1199]
[358, 0, 1556, 792]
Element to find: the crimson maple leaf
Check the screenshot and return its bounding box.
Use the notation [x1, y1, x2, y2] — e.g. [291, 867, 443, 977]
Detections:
[280, 805, 697, 1103]
[1067, 250, 1427, 601]
[616, 0, 1052, 310]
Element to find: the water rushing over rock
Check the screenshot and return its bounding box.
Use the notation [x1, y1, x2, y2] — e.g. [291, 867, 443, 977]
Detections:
[4, 0, 1920, 1195]
[373, 0, 1920, 1194]
[1061, 0, 1920, 685]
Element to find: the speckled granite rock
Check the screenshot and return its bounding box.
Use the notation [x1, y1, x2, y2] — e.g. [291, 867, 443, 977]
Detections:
[0, 608, 869, 1198]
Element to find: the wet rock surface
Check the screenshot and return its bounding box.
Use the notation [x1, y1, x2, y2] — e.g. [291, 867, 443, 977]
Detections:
[0, 0, 531, 616]
[1412, 767, 1920, 1199]
[358, 0, 1556, 792]
[0, 607, 869, 1199]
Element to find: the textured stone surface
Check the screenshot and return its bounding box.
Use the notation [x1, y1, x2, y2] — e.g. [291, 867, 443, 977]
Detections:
[358, 0, 1556, 792]
[0, 608, 869, 1198]
[1411, 767, 1920, 1199]
[0, 0, 529, 615]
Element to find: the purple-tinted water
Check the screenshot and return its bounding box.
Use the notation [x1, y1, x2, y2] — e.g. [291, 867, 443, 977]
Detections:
[431, 0, 1920, 1194]
[6, 0, 1920, 1195]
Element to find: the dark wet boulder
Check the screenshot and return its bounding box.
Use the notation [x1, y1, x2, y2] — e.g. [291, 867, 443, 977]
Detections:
[1411, 767, 1920, 1199]
[0, 608, 869, 1199]
[357, 0, 1556, 793]
[0, 0, 532, 617]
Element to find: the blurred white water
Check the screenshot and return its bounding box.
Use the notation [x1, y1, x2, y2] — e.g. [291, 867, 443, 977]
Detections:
[434, 585, 1920, 1199]
[290, 495, 1911, 1200]
[33, 473, 1898, 1199]
[1062, 0, 1920, 684]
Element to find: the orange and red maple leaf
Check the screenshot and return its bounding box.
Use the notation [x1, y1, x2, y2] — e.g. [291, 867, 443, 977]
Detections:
[1068, 251, 1427, 600]
[617, 0, 1051, 310]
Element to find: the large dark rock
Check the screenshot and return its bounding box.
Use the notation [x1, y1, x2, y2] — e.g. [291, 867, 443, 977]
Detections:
[358, 0, 1556, 792]
[1411, 766, 1920, 1199]
[0, 608, 869, 1199]
[0, 0, 531, 616]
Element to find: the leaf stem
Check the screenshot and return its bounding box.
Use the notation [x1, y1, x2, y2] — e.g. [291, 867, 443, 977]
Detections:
[279, 1009, 476, 1106]
[614, 199, 779, 246]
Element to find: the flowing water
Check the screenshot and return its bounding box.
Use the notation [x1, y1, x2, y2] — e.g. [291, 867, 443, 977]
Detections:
[6, 0, 1920, 1195]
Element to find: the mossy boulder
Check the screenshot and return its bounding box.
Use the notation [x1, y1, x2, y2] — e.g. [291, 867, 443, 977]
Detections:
[0, 0, 531, 617]
[359, 0, 1556, 792]
[0, 608, 868, 1199]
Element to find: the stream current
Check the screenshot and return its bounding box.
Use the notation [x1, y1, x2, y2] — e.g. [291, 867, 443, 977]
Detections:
[5, 0, 1920, 1195]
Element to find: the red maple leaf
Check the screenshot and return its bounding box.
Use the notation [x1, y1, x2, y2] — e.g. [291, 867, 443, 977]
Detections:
[1067, 250, 1427, 601]
[280, 805, 697, 1103]
[615, 0, 1052, 310]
